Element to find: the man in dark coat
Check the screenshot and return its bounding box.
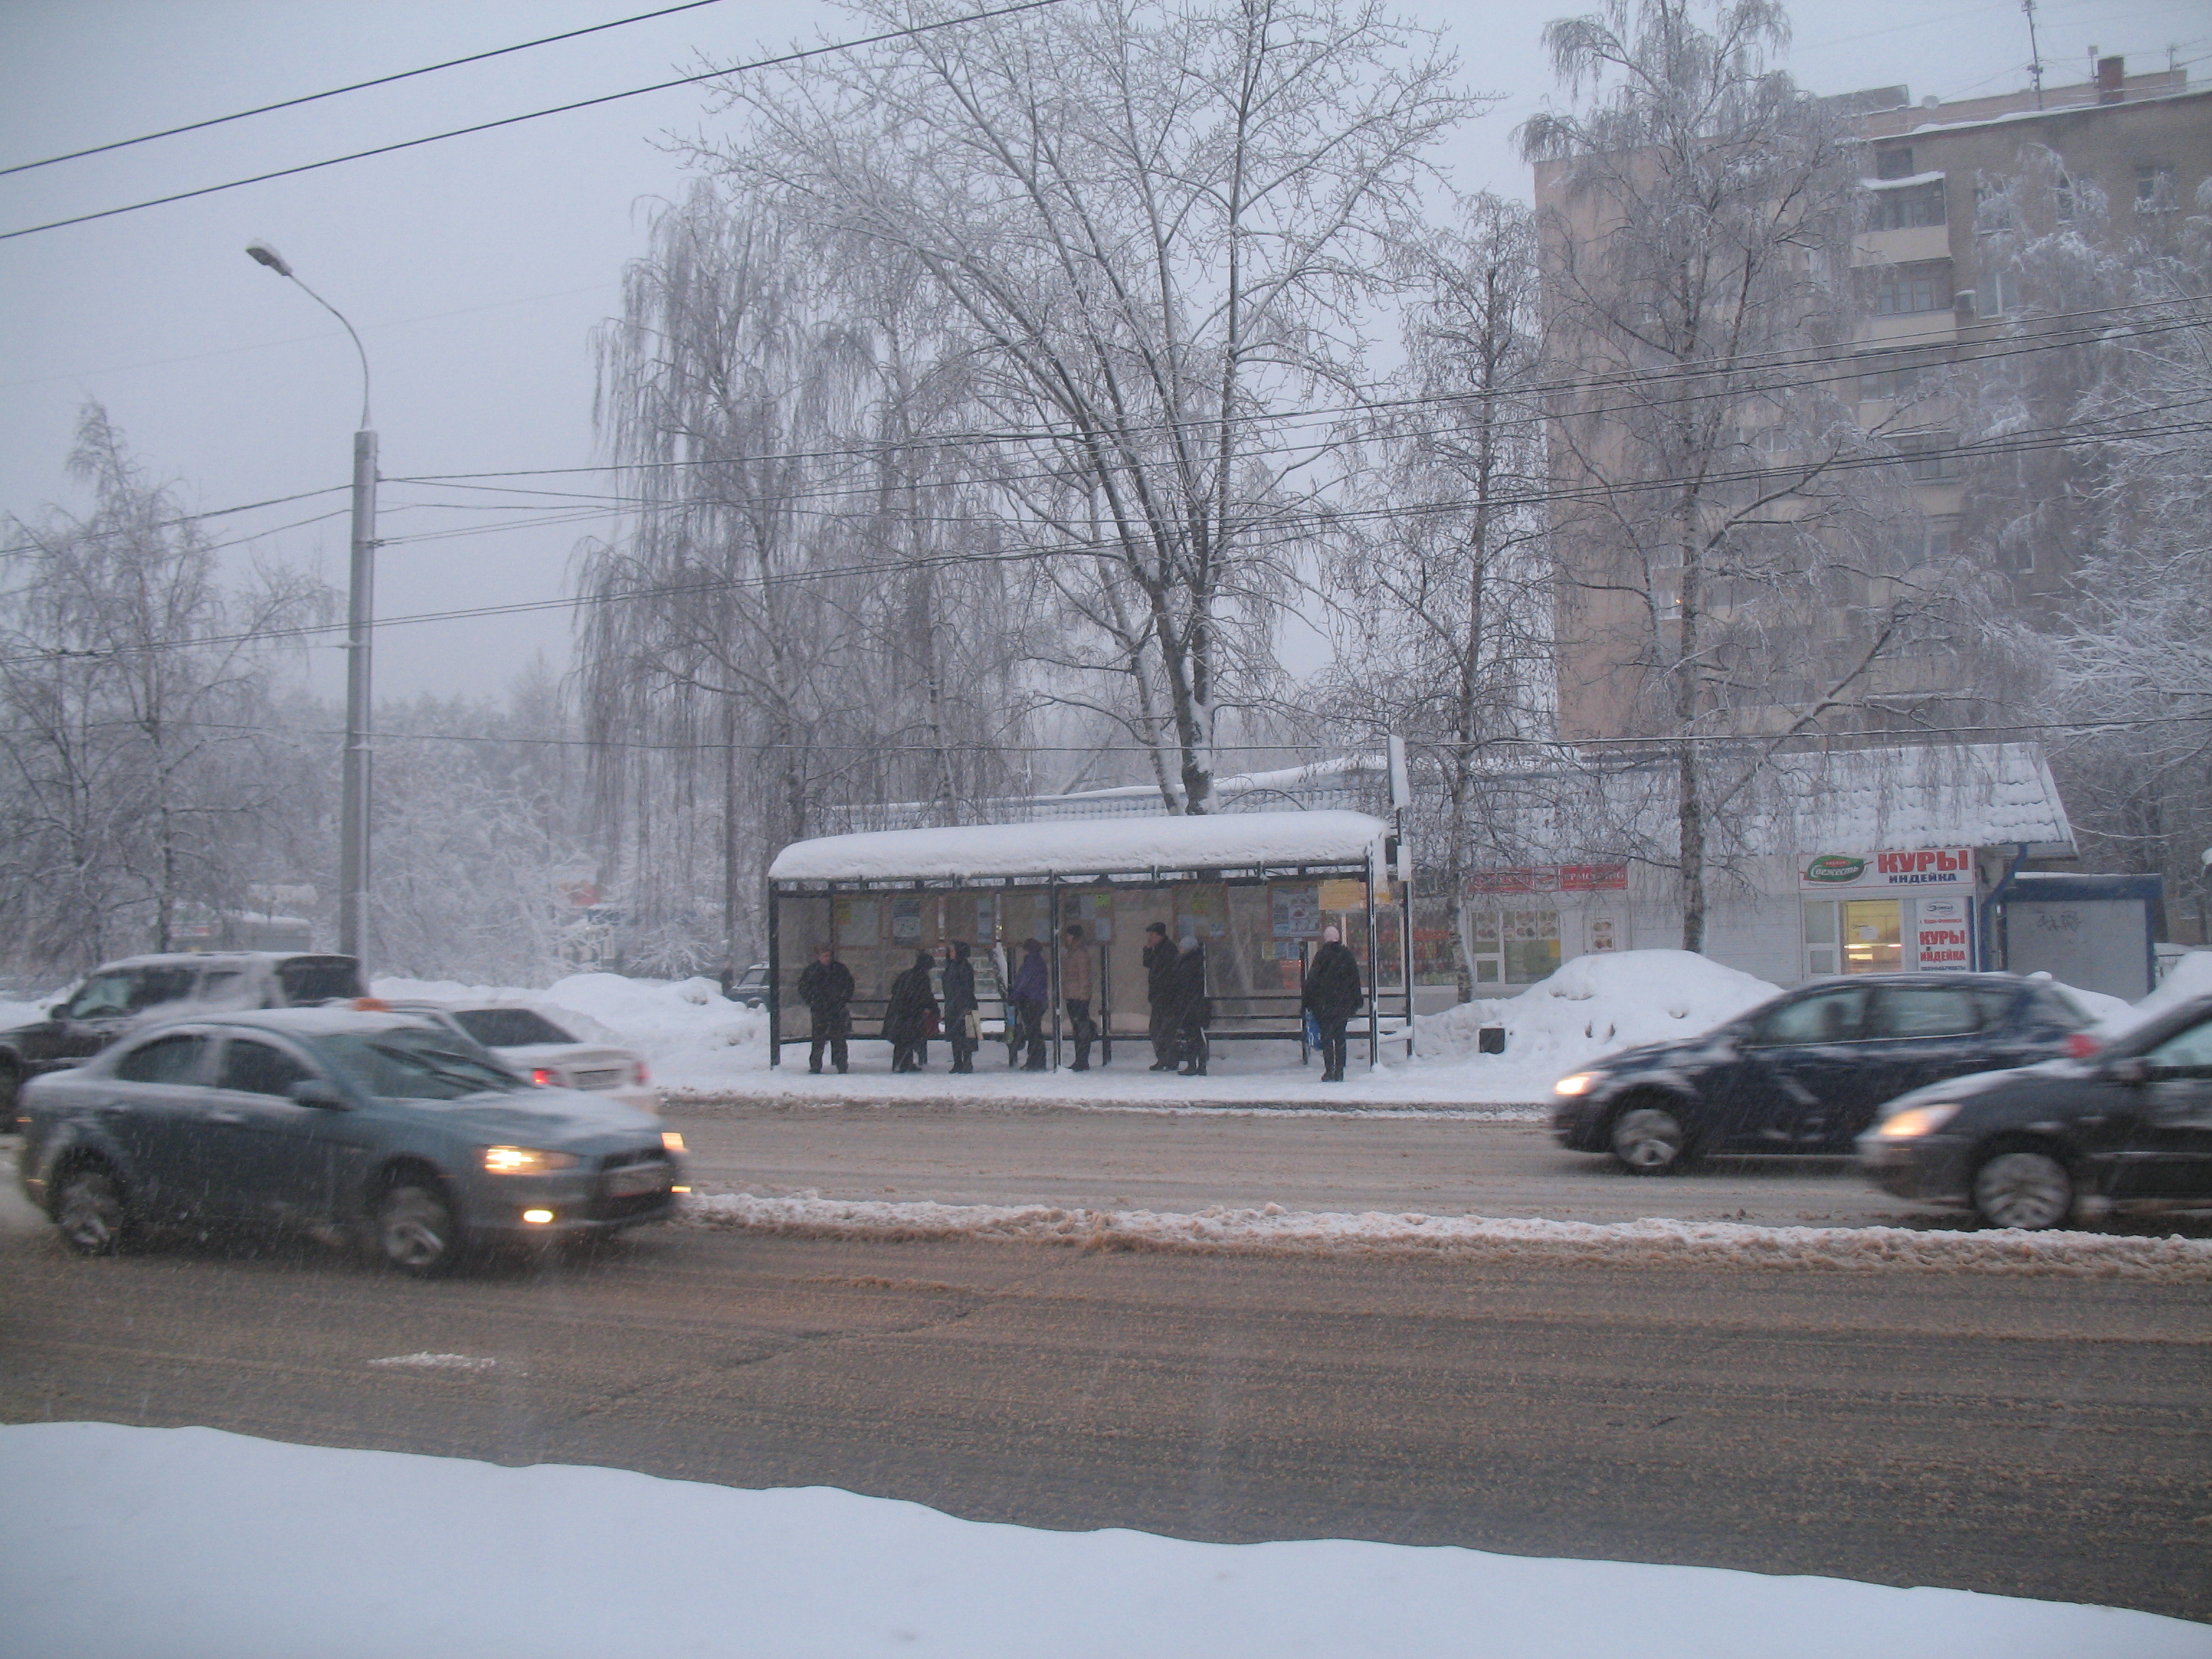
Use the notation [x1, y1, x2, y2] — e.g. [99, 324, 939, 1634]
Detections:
[1167, 934, 1210, 1076]
[1302, 925, 1364, 1082]
[1008, 938, 1049, 1070]
[797, 945, 855, 1074]
[884, 950, 938, 1073]
[1142, 921, 1177, 1071]
[940, 941, 980, 1074]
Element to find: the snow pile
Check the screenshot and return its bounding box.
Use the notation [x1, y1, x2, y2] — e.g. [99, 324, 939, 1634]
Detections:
[683, 1191, 2212, 1280]
[2101, 949, 2212, 1035]
[372, 971, 769, 1092]
[6, 1424, 2200, 1659]
[1415, 950, 1780, 1084]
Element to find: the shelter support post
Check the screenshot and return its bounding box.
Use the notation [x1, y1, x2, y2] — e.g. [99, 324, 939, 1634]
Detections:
[1366, 853, 1380, 1069]
[767, 884, 781, 1068]
[1049, 880, 1063, 1071]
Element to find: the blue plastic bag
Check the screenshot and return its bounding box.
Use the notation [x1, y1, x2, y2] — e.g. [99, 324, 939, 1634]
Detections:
[1303, 1009, 1322, 1049]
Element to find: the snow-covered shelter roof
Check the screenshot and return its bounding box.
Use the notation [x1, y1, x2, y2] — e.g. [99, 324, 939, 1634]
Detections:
[769, 810, 1391, 887]
[1776, 742, 2072, 853]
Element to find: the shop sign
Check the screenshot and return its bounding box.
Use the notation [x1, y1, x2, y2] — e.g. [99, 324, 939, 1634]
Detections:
[1316, 878, 1368, 912]
[1915, 896, 1972, 970]
[1466, 863, 1627, 895]
[1798, 848, 1976, 893]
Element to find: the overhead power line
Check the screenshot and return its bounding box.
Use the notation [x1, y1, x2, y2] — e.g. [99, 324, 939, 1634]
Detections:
[0, 0, 739, 179]
[0, 0, 1076, 242]
[4, 410, 2205, 669]
[1, 294, 2200, 566]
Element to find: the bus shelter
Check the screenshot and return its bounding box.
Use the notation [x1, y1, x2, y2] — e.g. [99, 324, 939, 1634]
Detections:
[763, 811, 1411, 1070]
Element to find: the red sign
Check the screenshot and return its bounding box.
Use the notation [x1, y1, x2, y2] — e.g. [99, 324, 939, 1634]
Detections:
[1467, 863, 1627, 896]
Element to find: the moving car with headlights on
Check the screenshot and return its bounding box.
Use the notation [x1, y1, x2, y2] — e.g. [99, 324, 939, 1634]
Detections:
[0, 951, 364, 1129]
[1858, 992, 2212, 1229]
[17, 1007, 685, 1275]
[1550, 974, 2094, 1173]
[387, 1000, 659, 1115]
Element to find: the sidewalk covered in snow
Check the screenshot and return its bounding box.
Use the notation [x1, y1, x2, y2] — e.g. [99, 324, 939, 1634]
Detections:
[763, 811, 1408, 1070]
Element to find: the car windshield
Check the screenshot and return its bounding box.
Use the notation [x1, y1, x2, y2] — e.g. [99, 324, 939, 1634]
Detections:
[276, 958, 364, 1004]
[451, 1007, 575, 1047]
[317, 1028, 529, 1100]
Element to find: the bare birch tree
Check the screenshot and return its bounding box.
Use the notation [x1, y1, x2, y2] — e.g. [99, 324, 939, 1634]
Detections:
[0, 404, 325, 974]
[719, 0, 1471, 811]
[1321, 195, 1552, 995]
[1521, 0, 1936, 950]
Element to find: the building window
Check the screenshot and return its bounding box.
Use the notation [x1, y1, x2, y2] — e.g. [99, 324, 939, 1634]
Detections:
[1857, 358, 1933, 404]
[1465, 909, 1560, 984]
[1871, 179, 1946, 230]
[2136, 163, 2177, 213]
[2055, 172, 2077, 221]
[1972, 182, 2015, 233]
[1893, 432, 1961, 481]
[1985, 269, 2023, 316]
[1871, 261, 1952, 315]
[1874, 146, 1915, 181]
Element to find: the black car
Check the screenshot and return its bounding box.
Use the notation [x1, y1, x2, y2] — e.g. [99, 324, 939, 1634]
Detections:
[17, 1007, 685, 1274]
[1550, 973, 2093, 1173]
[1858, 993, 2212, 1229]
[0, 951, 364, 1128]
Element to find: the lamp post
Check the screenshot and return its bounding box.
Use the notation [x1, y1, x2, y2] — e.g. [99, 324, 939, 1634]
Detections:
[246, 240, 376, 962]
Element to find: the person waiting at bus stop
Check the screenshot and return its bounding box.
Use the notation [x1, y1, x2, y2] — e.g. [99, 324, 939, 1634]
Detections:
[1061, 922, 1097, 1071]
[1143, 921, 1177, 1070]
[797, 944, 854, 1074]
[1303, 925, 1363, 1082]
[940, 940, 980, 1074]
[884, 949, 938, 1073]
[1167, 934, 1210, 1076]
[1008, 938, 1049, 1071]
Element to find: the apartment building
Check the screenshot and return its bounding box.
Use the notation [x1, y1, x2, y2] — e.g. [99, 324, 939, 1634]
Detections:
[1844, 59, 2210, 603]
[1538, 59, 2209, 744]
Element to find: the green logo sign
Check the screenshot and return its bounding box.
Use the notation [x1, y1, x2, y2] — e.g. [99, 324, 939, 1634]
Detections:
[1804, 855, 1866, 884]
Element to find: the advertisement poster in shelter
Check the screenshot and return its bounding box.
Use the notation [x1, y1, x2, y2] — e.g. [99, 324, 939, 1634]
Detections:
[1272, 882, 1321, 940]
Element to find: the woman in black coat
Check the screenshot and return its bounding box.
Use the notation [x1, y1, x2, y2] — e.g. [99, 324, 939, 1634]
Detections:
[1302, 925, 1363, 1082]
[1166, 935, 1211, 1076]
[940, 941, 979, 1074]
[884, 950, 939, 1074]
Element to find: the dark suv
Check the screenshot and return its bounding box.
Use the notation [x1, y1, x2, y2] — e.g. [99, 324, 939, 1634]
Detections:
[0, 952, 364, 1128]
[1549, 974, 2093, 1173]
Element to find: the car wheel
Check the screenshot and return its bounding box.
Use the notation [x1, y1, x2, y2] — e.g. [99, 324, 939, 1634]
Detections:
[55, 1166, 130, 1256]
[1609, 1104, 1689, 1174]
[1972, 1150, 2074, 1231]
[374, 1180, 462, 1277]
[0, 1058, 21, 1133]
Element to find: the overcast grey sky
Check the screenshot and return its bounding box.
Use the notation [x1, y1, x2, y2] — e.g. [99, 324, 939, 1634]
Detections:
[4, 0, 2202, 706]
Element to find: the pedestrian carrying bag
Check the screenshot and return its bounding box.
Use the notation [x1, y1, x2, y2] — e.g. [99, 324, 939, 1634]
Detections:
[1303, 1009, 1322, 1049]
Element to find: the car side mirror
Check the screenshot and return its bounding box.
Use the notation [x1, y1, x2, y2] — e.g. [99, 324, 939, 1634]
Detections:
[2103, 1056, 2149, 1086]
[289, 1078, 349, 1108]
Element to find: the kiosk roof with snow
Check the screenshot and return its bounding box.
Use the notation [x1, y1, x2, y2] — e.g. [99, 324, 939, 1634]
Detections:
[768, 809, 1392, 889]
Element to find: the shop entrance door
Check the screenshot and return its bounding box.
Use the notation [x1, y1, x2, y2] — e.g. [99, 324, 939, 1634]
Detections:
[1841, 899, 1902, 974]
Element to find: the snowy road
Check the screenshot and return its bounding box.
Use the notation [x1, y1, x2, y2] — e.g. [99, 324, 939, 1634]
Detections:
[666, 1100, 2212, 1233]
[3, 1214, 2207, 1624]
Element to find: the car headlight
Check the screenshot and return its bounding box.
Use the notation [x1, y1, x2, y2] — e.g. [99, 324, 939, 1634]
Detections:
[1553, 1071, 1601, 1097]
[482, 1146, 580, 1175]
[1873, 1103, 1961, 1139]
[661, 1131, 685, 1152]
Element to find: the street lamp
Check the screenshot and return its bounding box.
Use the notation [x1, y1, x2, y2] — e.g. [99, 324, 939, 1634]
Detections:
[246, 240, 376, 962]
